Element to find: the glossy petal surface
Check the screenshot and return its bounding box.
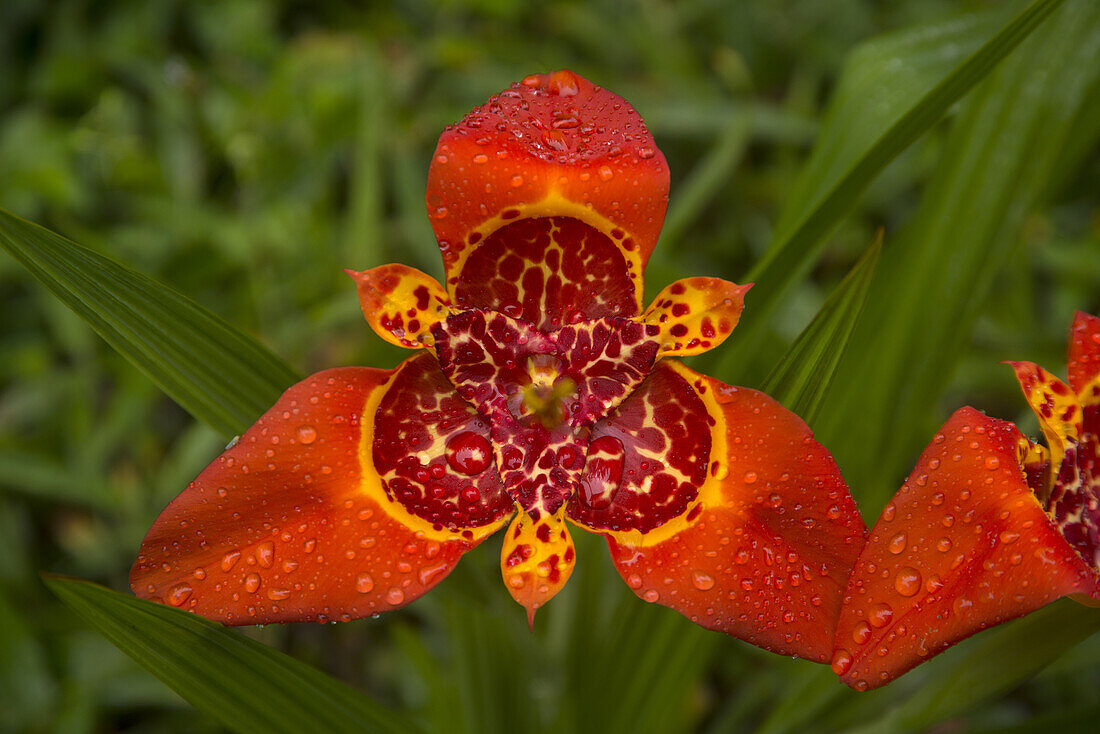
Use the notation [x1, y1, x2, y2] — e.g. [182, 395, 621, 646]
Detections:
[348, 265, 452, 350]
[371, 353, 514, 531]
[598, 362, 866, 662]
[131, 367, 504, 624]
[453, 216, 640, 329]
[1068, 311, 1100, 393]
[642, 278, 751, 356]
[427, 70, 669, 294]
[833, 407, 1100, 691]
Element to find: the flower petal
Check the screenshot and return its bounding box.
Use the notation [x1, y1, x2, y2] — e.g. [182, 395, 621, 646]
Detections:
[1008, 361, 1083, 467]
[579, 362, 866, 662]
[427, 71, 669, 324]
[1068, 311, 1100, 395]
[832, 407, 1100, 691]
[347, 265, 452, 350]
[500, 507, 576, 627]
[642, 278, 752, 356]
[131, 363, 508, 624]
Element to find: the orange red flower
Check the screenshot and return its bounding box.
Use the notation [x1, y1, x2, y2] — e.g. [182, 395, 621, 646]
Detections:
[833, 312, 1100, 689]
[130, 71, 867, 662]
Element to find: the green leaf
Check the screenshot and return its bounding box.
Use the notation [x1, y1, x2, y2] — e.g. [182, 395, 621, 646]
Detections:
[0, 209, 299, 436]
[45, 576, 420, 734]
[761, 232, 881, 427]
[818, 0, 1100, 508]
[713, 0, 1066, 382]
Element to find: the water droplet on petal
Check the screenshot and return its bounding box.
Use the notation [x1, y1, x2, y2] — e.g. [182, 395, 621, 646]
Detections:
[894, 567, 921, 597]
[887, 532, 907, 555]
[386, 587, 406, 606]
[244, 573, 261, 593]
[297, 425, 317, 444]
[692, 571, 715, 591]
[831, 648, 853, 676]
[256, 541, 274, 568]
[221, 550, 241, 572]
[446, 431, 493, 475]
[168, 583, 193, 606]
[355, 573, 374, 593]
[868, 602, 893, 628]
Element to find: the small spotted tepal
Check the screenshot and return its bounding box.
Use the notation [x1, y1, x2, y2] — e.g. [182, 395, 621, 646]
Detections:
[130, 71, 867, 663]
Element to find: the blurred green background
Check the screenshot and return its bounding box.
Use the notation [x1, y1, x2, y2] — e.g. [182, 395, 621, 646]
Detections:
[2, 0, 1099, 732]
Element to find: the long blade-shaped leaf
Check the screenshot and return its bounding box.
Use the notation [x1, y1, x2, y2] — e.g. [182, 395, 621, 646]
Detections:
[761, 233, 881, 427]
[714, 0, 1065, 382]
[0, 210, 299, 436]
[45, 577, 420, 734]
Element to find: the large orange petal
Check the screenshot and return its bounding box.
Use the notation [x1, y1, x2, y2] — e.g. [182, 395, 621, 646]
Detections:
[832, 407, 1100, 691]
[587, 362, 867, 662]
[427, 71, 669, 320]
[131, 362, 508, 624]
[1068, 311, 1100, 395]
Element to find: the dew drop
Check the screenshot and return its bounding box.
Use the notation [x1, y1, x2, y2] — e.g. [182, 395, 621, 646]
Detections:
[887, 532, 907, 555]
[894, 567, 922, 597]
[643, 589, 660, 602]
[692, 570, 715, 591]
[743, 471, 758, 485]
[256, 541, 274, 568]
[984, 456, 1000, 470]
[244, 573, 261, 594]
[852, 620, 872, 644]
[386, 587, 406, 605]
[267, 587, 291, 601]
[221, 550, 241, 572]
[936, 537, 952, 553]
[297, 425, 317, 444]
[868, 602, 893, 628]
[831, 648, 853, 676]
[598, 165, 614, 181]
[418, 563, 450, 586]
[355, 573, 374, 593]
[446, 431, 493, 475]
[626, 573, 643, 589]
[168, 583, 193, 607]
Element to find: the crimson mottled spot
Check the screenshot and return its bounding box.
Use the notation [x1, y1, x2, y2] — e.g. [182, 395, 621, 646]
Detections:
[454, 217, 637, 329]
[372, 354, 512, 529]
[567, 364, 711, 532]
[1050, 402, 1100, 572]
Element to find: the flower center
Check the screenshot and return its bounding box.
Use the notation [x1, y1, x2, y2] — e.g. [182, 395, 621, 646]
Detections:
[432, 308, 661, 519]
[507, 355, 576, 429]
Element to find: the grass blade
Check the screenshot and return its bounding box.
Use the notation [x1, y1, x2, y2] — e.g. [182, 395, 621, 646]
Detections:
[714, 0, 1066, 381]
[45, 576, 420, 734]
[761, 232, 881, 427]
[0, 210, 299, 436]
